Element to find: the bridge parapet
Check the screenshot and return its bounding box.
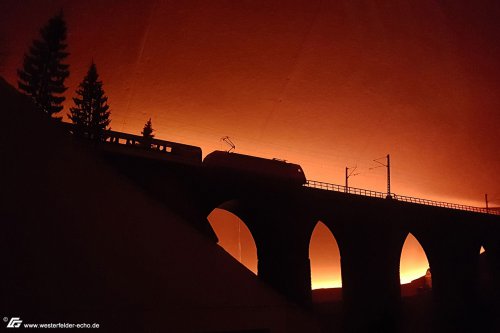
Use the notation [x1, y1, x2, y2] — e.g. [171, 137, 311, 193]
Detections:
[305, 179, 499, 215]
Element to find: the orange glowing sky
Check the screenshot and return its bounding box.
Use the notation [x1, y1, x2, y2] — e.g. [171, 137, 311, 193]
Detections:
[1, 0, 499, 288]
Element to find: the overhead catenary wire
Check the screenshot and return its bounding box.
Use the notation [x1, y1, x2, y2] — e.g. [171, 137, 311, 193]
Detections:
[369, 154, 391, 198]
[345, 165, 360, 193]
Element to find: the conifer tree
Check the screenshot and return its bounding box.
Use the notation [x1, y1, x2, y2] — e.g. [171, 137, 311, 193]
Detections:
[69, 62, 111, 141]
[17, 12, 69, 118]
[141, 118, 155, 147]
[141, 118, 154, 139]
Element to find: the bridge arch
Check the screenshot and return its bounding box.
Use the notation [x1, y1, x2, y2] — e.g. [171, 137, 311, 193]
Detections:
[207, 200, 259, 275]
[309, 221, 342, 289]
[399, 232, 433, 296]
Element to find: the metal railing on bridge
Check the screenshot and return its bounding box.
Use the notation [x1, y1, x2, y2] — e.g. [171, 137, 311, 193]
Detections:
[305, 180, 499, 216]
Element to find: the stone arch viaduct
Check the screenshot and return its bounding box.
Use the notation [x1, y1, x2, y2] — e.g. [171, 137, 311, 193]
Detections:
[95, 133, 500, 329]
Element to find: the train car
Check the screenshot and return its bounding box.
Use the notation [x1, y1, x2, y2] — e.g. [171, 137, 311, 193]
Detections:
[60, 122, 202, 166]
[101, 130, 203, 166]
[203, 150, 306, 186]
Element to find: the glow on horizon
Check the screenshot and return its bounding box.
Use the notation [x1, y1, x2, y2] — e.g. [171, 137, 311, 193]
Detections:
[103, 119, 494, 209]
[312, 280, 342, 290]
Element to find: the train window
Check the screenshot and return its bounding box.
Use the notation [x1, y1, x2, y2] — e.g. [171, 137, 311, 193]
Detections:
[298, 168, 302, 173]
[166, 146, 172, 153]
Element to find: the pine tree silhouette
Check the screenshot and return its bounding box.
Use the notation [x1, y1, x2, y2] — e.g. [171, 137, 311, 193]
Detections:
[141, 118, 155, 139]
[69, 62, 111, 141]
[141, 118, 155, 147]
[17, 12, 69, 118]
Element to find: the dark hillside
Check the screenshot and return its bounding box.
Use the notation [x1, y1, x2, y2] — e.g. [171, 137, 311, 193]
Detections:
[0, 77, 320, 332]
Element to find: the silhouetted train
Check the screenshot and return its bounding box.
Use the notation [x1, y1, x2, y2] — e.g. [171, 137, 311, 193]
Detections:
[102, 129, 202, 166]
[203, 151, 307, 186]
[61, 123, 306, 185]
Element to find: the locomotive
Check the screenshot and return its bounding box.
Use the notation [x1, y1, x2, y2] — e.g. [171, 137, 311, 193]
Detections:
[203, 150, 307, 186]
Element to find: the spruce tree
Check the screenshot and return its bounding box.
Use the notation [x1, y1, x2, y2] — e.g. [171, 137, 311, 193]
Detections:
[17, 12, 69, 118]
[141, 118, 155, 147]
[69, 62, 111, 141]
[141, 118, 154, 139]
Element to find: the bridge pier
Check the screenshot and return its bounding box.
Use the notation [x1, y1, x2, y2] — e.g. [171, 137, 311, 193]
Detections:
[482, 218, 500, 294]
[236, 197, 313, 307]
[431, 242, 479, 308]
[336, 205, 403, 331]
[258, 250, 312, 306]
[408, 211, 483, 331]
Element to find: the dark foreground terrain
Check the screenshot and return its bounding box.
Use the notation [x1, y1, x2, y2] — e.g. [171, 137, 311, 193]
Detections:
[0, 78, 322, 332]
